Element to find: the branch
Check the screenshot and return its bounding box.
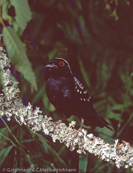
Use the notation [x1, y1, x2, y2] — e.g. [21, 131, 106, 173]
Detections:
[0, 43, 133, 171]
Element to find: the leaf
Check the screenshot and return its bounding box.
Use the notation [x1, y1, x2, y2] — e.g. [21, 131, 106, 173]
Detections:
[117, 112, 133, 137]
[0, 145, 13, 166]
[1, 0, 12, 24]
[93, 99, 106, 113]
[48, 48, 58, 60]
[108, 112, 121, 121]
[57, 22, 82, 44]
[20, 139, 35, 143]
[10, 0, 32, 33]
[43, 91, 49, 109]
[36, 133, 67, 168]
[78, 57, 91, 87]
[78, 16, 90, 43]
[3, 27, 37, 90]
[98, 163, 112, 171]
[1, 0, 32, 34]
[0, 127, 7, 140]
[112, 104, 124, 111]
[79, 154, 88, 173]
[32, 85, 45, 104]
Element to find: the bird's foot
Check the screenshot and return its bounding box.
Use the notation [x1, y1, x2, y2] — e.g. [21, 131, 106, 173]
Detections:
[51, 120, 62, 131]
[71, 118, 84, 139]
[78, 118, 84, 131]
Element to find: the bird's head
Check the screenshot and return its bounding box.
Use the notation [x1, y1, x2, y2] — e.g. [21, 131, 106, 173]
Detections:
[45, 58, 72, 78]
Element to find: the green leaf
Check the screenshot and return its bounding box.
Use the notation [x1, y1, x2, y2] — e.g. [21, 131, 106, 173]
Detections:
[78, 57, 91, 87]
[78, 16, 90, 43]
[36, 133, 67, 168]
[48, 48, 58, 60]
[20, 139, 35, 143]
[0, 127, 7, 140]
[93, 99, 106, 112]
[112, 104, 124, 110]
[57, 22, 82, 44]
[1, 0, 12, 24]
[0, 145, 13, 166]
[42, 91, 49, 109]
[32, 85, 45, 104]
[117, 112, 133, 137]
[108, 112, 121, 121]
[1, 0, 32, 35]
[79, 154, 88, 173]
[3, 27, 37, 90]
[10, 0, 32, 33]
[98, 163, 112, 171]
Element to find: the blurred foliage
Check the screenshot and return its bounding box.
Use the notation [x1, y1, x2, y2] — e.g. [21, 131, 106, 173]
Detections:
[0, 0, 133, 172]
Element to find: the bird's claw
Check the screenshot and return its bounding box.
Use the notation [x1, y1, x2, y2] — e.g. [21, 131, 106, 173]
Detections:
[51, 120, 62, 131]
[70, 118, 84, 139]
[78, 118, 84, 131]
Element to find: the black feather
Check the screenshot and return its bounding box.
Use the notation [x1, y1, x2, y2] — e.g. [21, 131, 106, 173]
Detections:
[45, 58, 113, 131]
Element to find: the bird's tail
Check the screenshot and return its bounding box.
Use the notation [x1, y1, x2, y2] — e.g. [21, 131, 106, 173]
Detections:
[97, 115, 113, 131]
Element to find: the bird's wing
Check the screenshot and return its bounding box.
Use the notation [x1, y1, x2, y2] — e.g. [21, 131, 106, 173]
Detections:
[73, 77, 113, 130]
[73, 76, 99, 123]
[73, 77, 92, 104]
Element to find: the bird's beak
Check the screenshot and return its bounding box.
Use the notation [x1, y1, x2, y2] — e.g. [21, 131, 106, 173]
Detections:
[45, 63, 58, 69]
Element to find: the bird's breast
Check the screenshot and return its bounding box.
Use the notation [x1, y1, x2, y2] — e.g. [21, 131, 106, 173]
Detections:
[46, 77, 75, 112]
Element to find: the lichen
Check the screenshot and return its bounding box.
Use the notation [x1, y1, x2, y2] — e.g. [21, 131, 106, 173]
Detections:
[0, 43, 133, 171]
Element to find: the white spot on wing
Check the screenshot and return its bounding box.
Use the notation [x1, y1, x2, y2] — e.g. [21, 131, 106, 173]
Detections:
[74, 77, 91, 102]
[87, 96, 91, 102]
[83, 90, 87, 94]
[78, 83, 84, 89]
[80, 96, 91, 102]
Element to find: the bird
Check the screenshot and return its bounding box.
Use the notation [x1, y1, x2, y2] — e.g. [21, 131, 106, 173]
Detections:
[45, 58, 113, 131]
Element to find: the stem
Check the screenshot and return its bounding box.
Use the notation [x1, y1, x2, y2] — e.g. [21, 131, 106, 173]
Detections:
[1, 117, 33, 165]
[1, 117, 20, 145]
[0, 129, 17, 147]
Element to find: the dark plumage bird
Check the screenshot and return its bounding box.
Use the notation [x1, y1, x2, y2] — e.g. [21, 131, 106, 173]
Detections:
[45, 58, 112, 131]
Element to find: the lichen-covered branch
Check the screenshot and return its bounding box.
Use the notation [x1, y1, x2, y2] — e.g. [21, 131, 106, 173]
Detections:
[0, 44, 133, 171]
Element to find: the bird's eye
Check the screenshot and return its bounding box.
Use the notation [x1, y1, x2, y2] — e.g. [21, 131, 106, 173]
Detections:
[59, 61, 65, 67]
